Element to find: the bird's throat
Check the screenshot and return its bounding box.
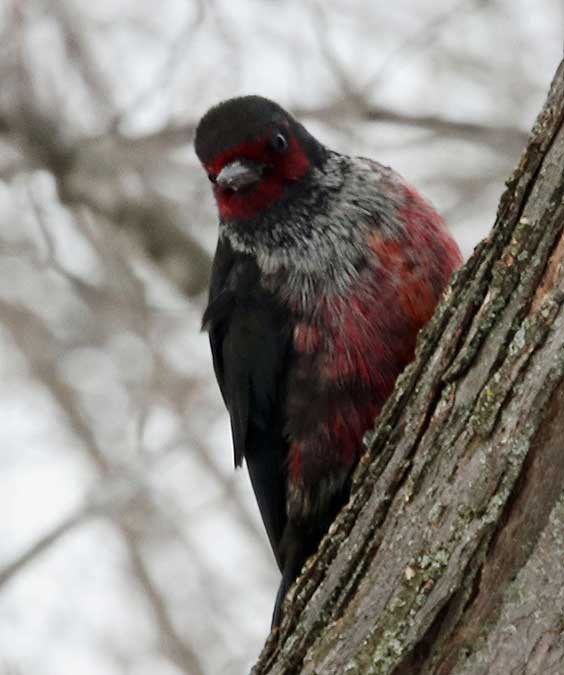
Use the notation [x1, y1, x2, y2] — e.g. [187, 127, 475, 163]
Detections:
[216, 177, 285, 221]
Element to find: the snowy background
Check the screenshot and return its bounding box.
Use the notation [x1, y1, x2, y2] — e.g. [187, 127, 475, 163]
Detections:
[0, 1, 562, 674]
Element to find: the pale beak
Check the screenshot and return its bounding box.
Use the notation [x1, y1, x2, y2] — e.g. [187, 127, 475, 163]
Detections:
[216, 159, 263, 192]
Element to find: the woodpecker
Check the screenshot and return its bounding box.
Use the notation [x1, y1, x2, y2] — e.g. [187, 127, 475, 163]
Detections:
[195, 96, 462, 628]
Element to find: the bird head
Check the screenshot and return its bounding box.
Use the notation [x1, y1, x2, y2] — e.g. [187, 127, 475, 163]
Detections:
[195, 96, 326, 222]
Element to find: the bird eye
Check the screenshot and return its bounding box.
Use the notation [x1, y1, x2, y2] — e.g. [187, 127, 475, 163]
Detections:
[272, 132, 289, 153]
[208, 172, 216, 183]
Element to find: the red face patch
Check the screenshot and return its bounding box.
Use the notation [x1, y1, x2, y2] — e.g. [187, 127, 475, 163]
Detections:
[206, 134, 311, 220]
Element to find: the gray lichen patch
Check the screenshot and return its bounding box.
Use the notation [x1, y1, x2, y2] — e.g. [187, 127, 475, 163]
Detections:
[452, 493, 564, 675]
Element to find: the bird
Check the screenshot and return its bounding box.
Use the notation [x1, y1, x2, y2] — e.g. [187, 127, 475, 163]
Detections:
[195, 95, 462, 628]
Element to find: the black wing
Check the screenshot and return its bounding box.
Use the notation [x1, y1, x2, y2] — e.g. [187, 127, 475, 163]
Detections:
[202, 237, 291, 569]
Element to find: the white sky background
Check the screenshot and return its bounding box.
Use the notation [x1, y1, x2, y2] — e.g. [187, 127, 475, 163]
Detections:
[0, 1, 562, 674]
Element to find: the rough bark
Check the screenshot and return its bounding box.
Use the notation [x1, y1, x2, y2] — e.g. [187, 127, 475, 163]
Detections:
[252, 59, 564, 675]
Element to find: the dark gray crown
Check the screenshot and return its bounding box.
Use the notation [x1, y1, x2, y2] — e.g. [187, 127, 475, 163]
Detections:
[195, 96, 291, 163]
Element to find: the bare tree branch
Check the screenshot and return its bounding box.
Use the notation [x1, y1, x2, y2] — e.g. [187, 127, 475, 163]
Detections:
[293, 101, 528, 157]
[0, 506, 91, 590]
[0, 299, 207, 675]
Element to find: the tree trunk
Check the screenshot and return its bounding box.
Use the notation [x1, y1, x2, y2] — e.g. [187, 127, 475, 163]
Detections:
[252, 58, 564, 675]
